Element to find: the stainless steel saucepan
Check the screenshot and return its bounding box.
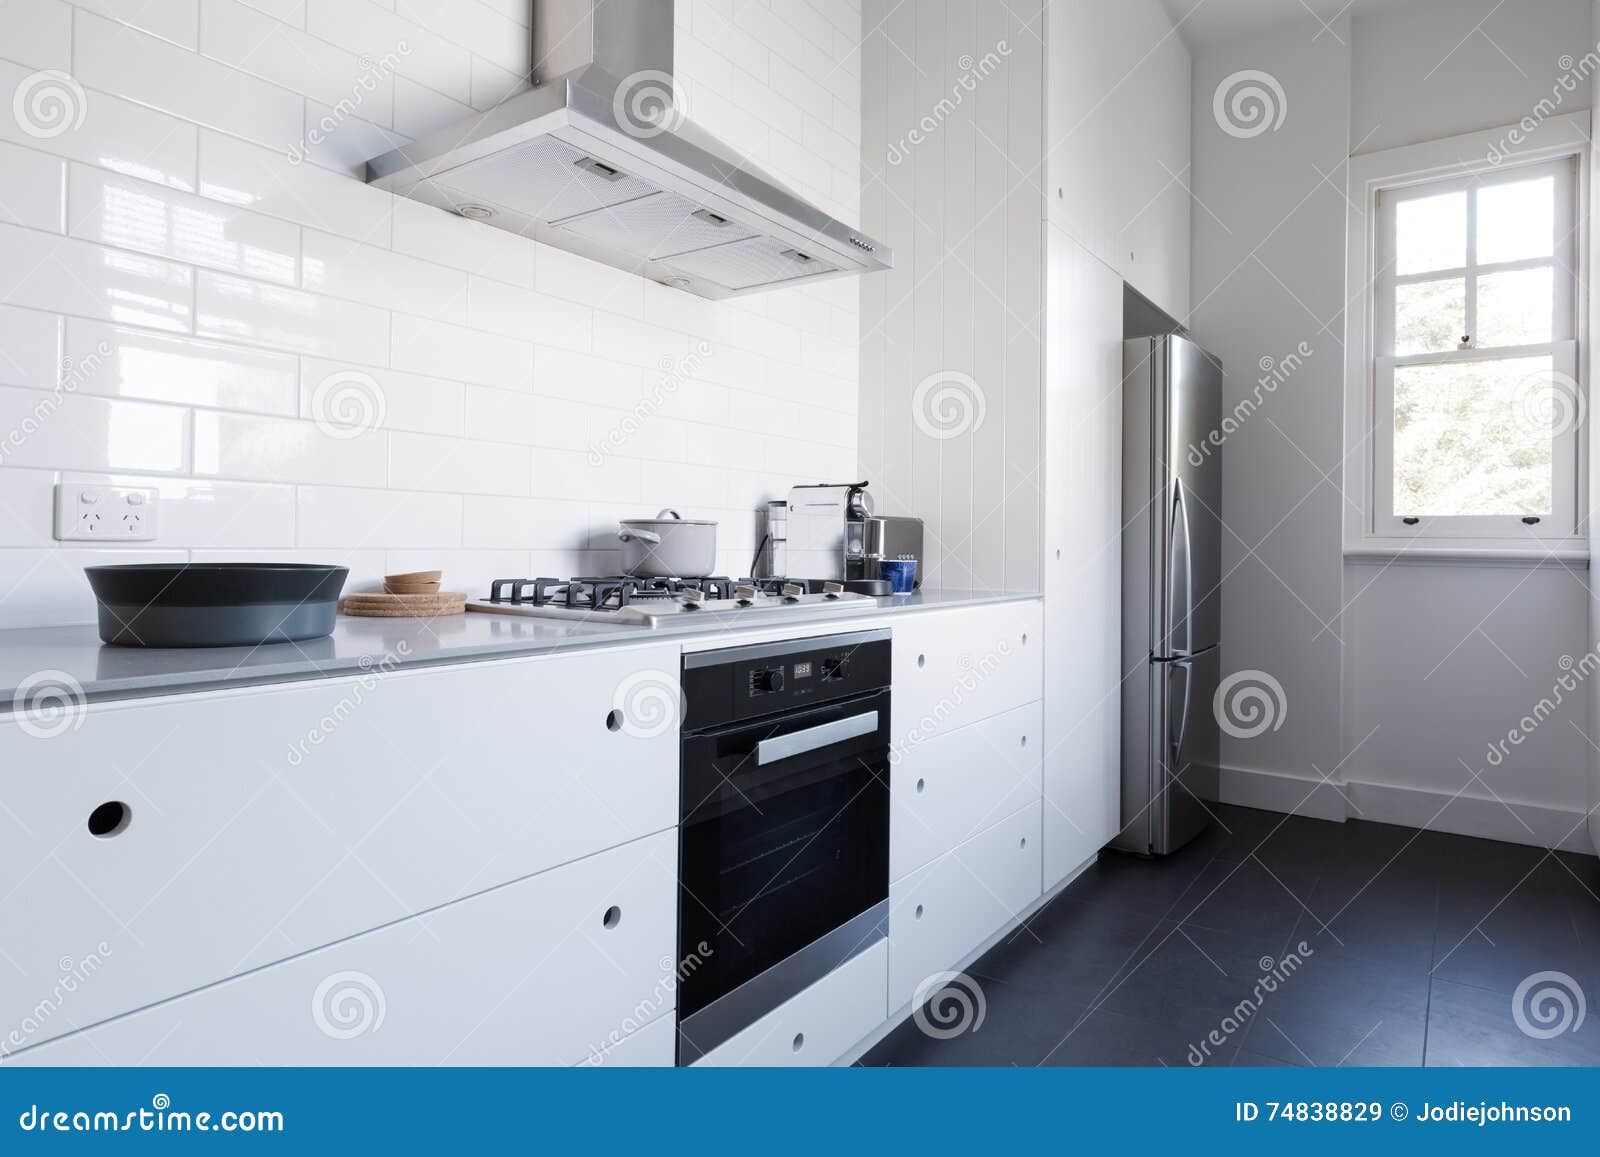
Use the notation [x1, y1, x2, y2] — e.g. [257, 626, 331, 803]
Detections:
[617, 509, 718, 577]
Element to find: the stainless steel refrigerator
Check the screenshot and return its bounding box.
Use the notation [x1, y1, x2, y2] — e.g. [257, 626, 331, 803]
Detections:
[1116, 334, 1223, 856]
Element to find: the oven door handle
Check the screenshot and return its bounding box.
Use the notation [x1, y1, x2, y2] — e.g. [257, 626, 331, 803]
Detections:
[756, 710, 880, 766]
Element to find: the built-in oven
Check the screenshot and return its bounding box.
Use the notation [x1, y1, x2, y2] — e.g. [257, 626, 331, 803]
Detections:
[676, 629, 891, 1064]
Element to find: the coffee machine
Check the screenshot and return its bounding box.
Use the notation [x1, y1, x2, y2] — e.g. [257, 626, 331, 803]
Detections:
[771, 483, 923, 588]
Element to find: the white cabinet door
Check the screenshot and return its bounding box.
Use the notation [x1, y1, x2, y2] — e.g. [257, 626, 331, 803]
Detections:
[887, 801, 1042, 1010]
[891, 700, 1042, 882]
[692, 941, 888, 1068]
[890, 601, 1042, 749]
[0, 643, 679, 1050]
[1042, 225, 1124, 889]
[9, 831, 678, 1066]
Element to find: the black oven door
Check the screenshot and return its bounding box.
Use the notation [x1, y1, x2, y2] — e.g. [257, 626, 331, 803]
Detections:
[677, 687, 890, 1061]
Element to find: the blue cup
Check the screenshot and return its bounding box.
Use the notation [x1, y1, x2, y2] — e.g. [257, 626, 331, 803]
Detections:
[880, 559, 918, 593]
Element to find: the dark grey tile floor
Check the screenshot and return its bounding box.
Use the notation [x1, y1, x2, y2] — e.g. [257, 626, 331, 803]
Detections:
[862, 805, 1600, 1067]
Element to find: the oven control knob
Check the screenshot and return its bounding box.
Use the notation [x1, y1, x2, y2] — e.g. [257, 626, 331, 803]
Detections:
[752, 667, 784, 694]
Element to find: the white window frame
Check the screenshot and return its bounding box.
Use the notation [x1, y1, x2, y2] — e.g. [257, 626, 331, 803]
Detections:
[1343, 113, 1590, 565]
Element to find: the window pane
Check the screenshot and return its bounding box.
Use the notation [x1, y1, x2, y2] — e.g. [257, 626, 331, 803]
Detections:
[1395, 191, 1466, 274]
[1477, 176, 1555, 265]
[1393, 355, 1554, 517]
[1476, 266, 1553, 348]
[1394, 278, 1465, 355]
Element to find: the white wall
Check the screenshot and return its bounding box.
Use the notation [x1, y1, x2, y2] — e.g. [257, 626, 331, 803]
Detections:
[1189, 0, 1596, 850]
[857, 0, 1044, 593]
[0, 0, 862, 627]
[1590, 0, 1600, 856]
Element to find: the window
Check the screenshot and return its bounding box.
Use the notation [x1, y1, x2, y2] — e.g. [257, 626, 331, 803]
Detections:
[1365, 153, 1582, 551]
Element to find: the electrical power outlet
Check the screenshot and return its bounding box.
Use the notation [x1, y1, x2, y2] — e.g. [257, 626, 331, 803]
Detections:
[54, 483, 160, 542]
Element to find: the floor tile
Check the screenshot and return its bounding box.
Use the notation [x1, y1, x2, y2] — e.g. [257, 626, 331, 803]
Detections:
[860, 972, 1074, 1067]
[1426, 978, 1600, 1067]
[1040, 1003, 1238, 1067]
[1239, 945, 1429, 1068]
[970, 896, 1167, 1005]
[1170, 857, 1320, 958]
[1433, 884, 1600, 998]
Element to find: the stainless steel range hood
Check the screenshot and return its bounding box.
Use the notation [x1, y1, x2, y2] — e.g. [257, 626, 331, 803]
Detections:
[366, 0, 890, 299]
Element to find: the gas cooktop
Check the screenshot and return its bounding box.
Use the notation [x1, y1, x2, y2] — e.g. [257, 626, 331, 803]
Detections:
[467, 576, 884, 628]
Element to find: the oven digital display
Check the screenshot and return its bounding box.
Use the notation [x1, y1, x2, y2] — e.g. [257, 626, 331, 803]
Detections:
[793, 661, 813, 679]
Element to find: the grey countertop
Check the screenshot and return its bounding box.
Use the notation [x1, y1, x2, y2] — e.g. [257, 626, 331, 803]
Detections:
[0, 589, 1039, 707]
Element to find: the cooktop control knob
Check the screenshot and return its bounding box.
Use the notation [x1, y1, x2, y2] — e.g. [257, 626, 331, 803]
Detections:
[751, 666, 785, 694]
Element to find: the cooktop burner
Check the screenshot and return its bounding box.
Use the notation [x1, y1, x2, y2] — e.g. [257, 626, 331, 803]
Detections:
[470, 575, 884, 627]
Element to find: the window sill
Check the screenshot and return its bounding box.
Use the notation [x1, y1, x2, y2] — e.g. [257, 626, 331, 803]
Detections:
[1343, 544, 1589, 569]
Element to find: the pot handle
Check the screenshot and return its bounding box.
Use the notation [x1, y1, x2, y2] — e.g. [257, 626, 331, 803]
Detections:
[618, 527, 663, 545]
[655, 508, 682, 520]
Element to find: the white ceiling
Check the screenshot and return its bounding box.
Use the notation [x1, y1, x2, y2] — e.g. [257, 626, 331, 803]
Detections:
[1157, 0, 1402, 50]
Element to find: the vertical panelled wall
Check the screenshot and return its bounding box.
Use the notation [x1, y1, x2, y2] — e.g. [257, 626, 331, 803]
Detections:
[859, 0, 1046, 593]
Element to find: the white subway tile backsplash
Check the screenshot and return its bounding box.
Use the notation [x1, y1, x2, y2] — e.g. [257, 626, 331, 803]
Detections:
[198, 130, 391, 243]
[0, 0, 864, 627]
[201, 0, 395, 127]
[0, 142, 66, 232]
[0, 384, 190, 473]
[75, 11, 304, 151]
[388, 430, 529, 495]
[303, 230, 467, 322]
[193, 410, 387, 485]
[68, 318, 299, 413]
[69, 164, 300, 285]
[306, 0, 472, 104]
[64, 0, 202, 49]
[300, 357, 464, 436]
[0, 223, 194, 332]
[466, 276, 592, 352]
[0, 305, 62, 390]
[197, 270, 390, 362]
[0, 466, 59, 546]
[0, 0, 73, 71]
[390, 313, 532, 391]
[0, 60, 199, 192]
[296, 484, 461, 548]
[391, 198, 536, 287]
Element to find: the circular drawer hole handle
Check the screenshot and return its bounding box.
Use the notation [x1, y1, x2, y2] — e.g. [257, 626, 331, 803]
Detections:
[87, 800, 131, 839]
[916, 777, 926, 794]
[1021, 633, 1028, 646]
[791, 1032, 805, 1053]
[1020, 735, 1027, 748]
[605, 709, 622, 732]
[1055, 549, 1062, 560]
[916, 654, 925, 669]
[914, 903, 924, 919]
[1019, 836, 1027, 849]
[602, 905, 622, 930]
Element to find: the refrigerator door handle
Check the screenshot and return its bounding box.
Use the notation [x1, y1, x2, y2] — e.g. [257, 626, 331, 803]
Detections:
[1166, 477, 1194, 657]
[1168, 658, 1192, 771]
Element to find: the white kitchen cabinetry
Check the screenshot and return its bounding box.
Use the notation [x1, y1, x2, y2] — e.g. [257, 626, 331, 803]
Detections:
[889, 600, 1043, 745]
[891, 700, 1042, 883]
[692, 941, 889, 1068]
[887, 801, 1043, 1010]
[0, 643, 679, 1050]
[10, 831, 677, 1066]
[1042, 226, 1126, 889]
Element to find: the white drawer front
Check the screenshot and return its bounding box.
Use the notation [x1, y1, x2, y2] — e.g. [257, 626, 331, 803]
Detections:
[888, 801, 1042, 1010]
[693, 940, 889, 1068]
[9, 831, 677, 1066]
[0, 644, 679, 1050]
[890, 601, 1042, 748]
[891, 700, 1042, 882]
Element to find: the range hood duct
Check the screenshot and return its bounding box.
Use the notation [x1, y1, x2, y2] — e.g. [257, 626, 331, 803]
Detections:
[366, 0, 890, 299]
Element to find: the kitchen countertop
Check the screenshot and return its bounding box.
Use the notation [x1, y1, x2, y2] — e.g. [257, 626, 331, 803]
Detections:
[0, 589, 1039, 708]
